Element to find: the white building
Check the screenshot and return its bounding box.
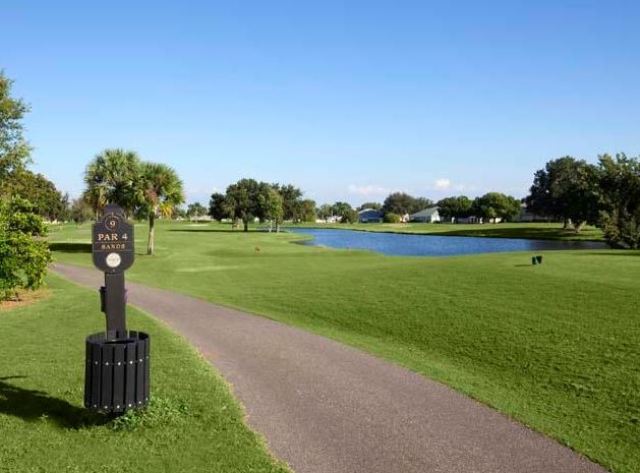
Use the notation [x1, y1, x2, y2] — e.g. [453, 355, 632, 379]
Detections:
[409, 207, 441, 223]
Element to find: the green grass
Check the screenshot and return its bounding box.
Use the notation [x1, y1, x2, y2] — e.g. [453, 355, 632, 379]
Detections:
[50, 221, 639, 473]
[0, 274, 289, 473]
[295, 221, 604, 241]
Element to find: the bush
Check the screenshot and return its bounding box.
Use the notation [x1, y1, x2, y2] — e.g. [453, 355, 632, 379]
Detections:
[383, 212, 402, 223]
[600, 208, 640, 249]
[0, 198, 51, 301]
[598, 154, 640, 249]
[339, 209, 359, 224]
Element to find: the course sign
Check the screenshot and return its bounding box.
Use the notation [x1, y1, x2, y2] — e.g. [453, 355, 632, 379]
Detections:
[92, 204, 134, 273]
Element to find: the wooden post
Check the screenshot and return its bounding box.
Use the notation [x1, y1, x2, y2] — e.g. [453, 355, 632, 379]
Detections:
[104, 272, 126, 339]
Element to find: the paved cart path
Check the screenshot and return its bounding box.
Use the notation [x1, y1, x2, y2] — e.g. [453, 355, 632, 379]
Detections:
[53, 263, 606, 473]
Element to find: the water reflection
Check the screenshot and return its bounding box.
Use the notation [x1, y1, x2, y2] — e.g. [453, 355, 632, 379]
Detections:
[291, 228, 608, 257]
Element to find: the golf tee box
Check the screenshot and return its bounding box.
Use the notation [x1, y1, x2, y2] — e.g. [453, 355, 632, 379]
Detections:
[84, 204, 150, 414]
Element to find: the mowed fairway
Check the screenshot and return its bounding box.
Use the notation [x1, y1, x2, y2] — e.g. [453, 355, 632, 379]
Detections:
[0, 275, 289, 473]
[50, 221, 640, 473]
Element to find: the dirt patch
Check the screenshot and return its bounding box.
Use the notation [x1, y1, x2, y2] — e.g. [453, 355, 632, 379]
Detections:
[0, 288, 51, 312]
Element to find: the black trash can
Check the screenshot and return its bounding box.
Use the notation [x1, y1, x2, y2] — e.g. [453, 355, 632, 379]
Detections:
[536, 255, 543, 264]
[84, 331, 150, 413]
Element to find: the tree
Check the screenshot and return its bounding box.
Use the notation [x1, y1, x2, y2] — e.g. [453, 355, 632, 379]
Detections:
[187, 202, 207, 220]
[139, 162, 185, 255]
[382, 192, 433, 216]
[297, 199, 317, 223]
[472, 193, 521, 222]
[526, 156, 600, 232]
[437, 196, 473, 222]
[173, 206, 187, 220]
[382, 193, 413, 215]
[0, 197, 51, 301]
[0, 72, 31, 182]
[225, 179, 262, 232]
[357, 202, 382, 211]
[317, 204, 333, 222]
[84, 150, 184, 253]
[259, 185, 284, 232]
[276, 184, 303, 221]
[69, 197, 94, 224]
[332, 202, 357, 223]
[0, 169, 67, 221]
[0, 73, 50, 301]
[598, 153, 640, 249]
[383, 212, 401, 223]
[209, 192, 229, 221]
[83, 149, 142, 216]
[413, 197, 434, 213]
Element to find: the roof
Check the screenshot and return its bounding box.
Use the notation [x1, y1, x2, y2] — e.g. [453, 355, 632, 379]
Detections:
[410, 207, 439, 218]
[358, 208, 383, 216]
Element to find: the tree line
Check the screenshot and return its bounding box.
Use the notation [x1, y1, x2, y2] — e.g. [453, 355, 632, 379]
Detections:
[437, 193, 521, 222]
[209, 180, 316, 231]
[345, 192, 522, 224]
[429, 155, 640, 248]
[202, 187, 525, 227]
[0, 72, 50, 300]
[525, 154, 640, 248]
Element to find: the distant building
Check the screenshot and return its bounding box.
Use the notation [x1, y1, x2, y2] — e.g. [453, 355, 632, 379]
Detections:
[410, 207, 441, 223]
[316, 215, 342, 224]
[358, 208, 384, 223]
[189, 215, 212, 222]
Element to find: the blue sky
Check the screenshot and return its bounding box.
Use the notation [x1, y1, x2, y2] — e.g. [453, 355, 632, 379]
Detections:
[3, 1, 639, 205]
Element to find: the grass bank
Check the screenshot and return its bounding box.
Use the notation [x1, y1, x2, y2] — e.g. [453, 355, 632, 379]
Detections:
[50, 221, 639, 473]
[0, 273, 289, 473]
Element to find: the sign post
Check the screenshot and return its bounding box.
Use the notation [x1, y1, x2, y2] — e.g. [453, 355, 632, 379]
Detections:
[84, 204, 150, 413]
[92, 205, 134, 339]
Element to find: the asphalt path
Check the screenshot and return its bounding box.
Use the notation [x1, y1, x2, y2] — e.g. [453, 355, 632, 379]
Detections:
[53, 263, 606, 473]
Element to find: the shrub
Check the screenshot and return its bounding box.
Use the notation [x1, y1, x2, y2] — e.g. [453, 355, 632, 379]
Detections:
[0, 198, 51, 301]
[598, 154, 640, 249]
[383, 212, 402, 223]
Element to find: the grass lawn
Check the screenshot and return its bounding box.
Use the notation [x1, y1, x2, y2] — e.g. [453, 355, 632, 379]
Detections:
[295, 221, 604, 241]
[50, 221, 639, 473]
[0, 274, 289, 473]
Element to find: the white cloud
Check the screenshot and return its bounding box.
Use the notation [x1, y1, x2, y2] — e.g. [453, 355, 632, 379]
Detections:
[347, 184, 391, 197]
[434, 178, 452, 191]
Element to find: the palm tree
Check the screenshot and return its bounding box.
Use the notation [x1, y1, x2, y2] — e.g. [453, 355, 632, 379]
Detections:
[83, 149, 142, 216]
[139, 162, 184, 255]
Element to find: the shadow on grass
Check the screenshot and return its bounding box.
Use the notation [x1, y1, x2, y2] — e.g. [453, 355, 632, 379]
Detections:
[0, 376, 109, 429]
[49, 242, 91, 253]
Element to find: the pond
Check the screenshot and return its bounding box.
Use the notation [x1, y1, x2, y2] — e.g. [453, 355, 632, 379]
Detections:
[290, 228, 608, 257]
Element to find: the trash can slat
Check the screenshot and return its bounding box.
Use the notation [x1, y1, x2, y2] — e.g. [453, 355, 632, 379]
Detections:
[135, 337, 145, 405]
[100, 343, 114, 409]
[112, 343, 125, 411]
[125, 341, 137, 408]
[90, 340, 102, 408]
